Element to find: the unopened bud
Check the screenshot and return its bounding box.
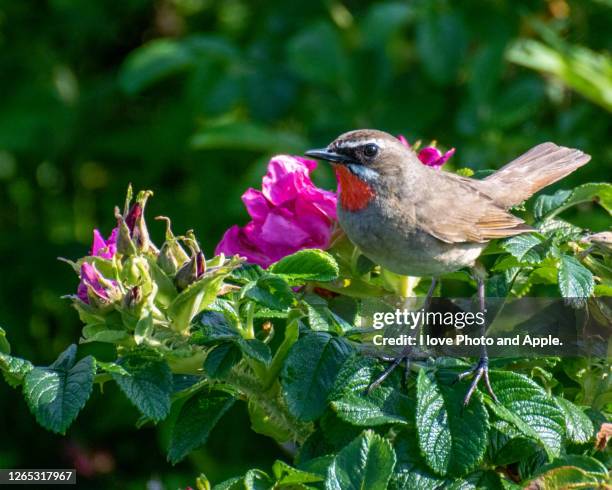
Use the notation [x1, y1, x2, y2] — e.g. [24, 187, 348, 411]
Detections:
[174, 254, 198, 291]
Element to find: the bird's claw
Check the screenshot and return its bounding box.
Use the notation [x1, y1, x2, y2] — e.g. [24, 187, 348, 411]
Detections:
[367, 353, 412, 395]
[456, 357, 498, 406]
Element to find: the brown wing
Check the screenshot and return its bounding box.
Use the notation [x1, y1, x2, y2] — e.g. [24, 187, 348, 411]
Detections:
[414, 171, 534, 244]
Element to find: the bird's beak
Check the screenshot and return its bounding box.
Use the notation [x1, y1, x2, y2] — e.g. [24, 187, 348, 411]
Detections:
[304, 148, 353, 165]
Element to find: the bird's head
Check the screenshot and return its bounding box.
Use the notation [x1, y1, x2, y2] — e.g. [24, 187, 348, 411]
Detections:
[305, 129, 416, 212]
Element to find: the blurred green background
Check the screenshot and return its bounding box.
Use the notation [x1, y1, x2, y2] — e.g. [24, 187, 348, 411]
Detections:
[0, 0, 610, 487]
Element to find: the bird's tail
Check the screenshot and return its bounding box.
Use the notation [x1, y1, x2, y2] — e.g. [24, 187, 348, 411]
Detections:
[481, 142, 591, 208]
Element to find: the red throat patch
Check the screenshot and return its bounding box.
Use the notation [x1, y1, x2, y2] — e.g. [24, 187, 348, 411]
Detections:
[335, 165, 375, 212]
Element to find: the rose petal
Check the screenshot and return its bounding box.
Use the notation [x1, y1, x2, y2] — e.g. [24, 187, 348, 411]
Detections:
[418, 146, 454, 168]
[260, 212, 310, 247]
[241, 188, 270, 222]
[262, 155, 317, 205]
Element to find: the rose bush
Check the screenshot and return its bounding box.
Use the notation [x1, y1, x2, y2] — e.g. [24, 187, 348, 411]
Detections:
[1, 155, 610, 489]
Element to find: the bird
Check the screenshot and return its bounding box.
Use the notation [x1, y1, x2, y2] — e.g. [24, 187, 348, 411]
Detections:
[305, 129, 591, 405]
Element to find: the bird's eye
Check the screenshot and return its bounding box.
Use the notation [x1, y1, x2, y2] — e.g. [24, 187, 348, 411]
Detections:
[363, 143, 379, 158]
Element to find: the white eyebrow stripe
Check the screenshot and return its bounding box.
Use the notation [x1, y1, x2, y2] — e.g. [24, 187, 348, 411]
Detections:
[336, 138, 388, 149]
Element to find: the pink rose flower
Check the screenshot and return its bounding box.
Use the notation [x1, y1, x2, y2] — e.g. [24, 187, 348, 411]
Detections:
[215, 155, 337, 268]
[398, 135, 455, 169]
[91, 228, 118, 259]
[77, 228, 118, 303]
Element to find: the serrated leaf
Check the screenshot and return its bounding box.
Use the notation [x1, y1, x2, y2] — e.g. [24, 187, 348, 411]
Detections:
[533, 189, 573, 220]
[415, 370, 488, 477]
[501, 234, 546, 264]
[23, 345, 95, 434]
[269, 249, 339, 283]
[244, 275, 295, 311]
[325, 430, 396, 490]
[213, 476, 244, 490]
[167, 390, 235, 464]
[0, 351, 33, 387]
[555, 397, 594, 444]
[281, 333, 352, 421]
[111, 350, 173, 421]
[535, 183, 612, 220]
[391, 430, 448, 490]
[204, 342, 242, 379]
[329, 356, 410, 426]
[527, 455, 609, 488]
[486, 371, 565, 459]
[230, 264, 265, 284]
[558, 254, 594, 299]
[191, 311, 239, 345]
[238, 338, 271, 365]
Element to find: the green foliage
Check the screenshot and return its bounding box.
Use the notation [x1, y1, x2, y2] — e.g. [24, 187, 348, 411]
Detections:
[111, 349, 174, 422]
[325, 430, 396, 490]
[1, 182, 610, 487]
[168, 390, 235, 464]
[416, 370, 488, 476]
[23, 345, 94, 434]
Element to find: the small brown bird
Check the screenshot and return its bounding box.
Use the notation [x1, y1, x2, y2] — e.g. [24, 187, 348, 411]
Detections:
[305, 129, 590, 404]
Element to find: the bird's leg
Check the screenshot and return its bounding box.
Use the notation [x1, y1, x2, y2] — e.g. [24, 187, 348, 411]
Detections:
[367, 278, 437, 394]
[456, 269, 499, 406]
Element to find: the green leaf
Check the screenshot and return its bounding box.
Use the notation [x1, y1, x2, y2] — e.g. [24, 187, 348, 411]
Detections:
[329, 356, 411, 426]
[281, 333, 352, 421]
[23, 345, 95, 434]
[325, 430, 396, 490]
[534, 183, 612, 220]
[244, 274, 295, 311]
[0, 351, 33, 388]
[269, 249, 339, 283]
[238, 338, 271, 366]
[558, 254, 594, 299]
[204, 342, 242, 379]
[244, 469, 275, 490]
[192, 311, 239, 344]
[501, 234, 546, 264]
[533, 189, 572, 220]
[167, 390, 235, 464]
[415, 370, 488, 477]
[391, 430, 449, 490]
[272, 460, 323, 485]
[486, 371, 565, 459]
[111, 350, 173, 422]
[528, 455, 609, 488]
[213, 477, 244, 490]
[555, 397, 594, 444]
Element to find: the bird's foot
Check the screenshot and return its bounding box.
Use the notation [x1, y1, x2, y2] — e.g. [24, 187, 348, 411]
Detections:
[456, 357, 498, 406]
[367, 351, 411, 395]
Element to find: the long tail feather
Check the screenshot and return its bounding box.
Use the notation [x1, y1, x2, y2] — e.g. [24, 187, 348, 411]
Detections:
[481, 142, 591, 208]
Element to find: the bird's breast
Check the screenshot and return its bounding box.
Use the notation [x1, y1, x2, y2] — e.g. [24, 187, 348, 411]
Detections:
[335, 166, 375, 212]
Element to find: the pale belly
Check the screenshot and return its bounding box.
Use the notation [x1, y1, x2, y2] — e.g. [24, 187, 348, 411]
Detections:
[338, 205, 485, 277]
